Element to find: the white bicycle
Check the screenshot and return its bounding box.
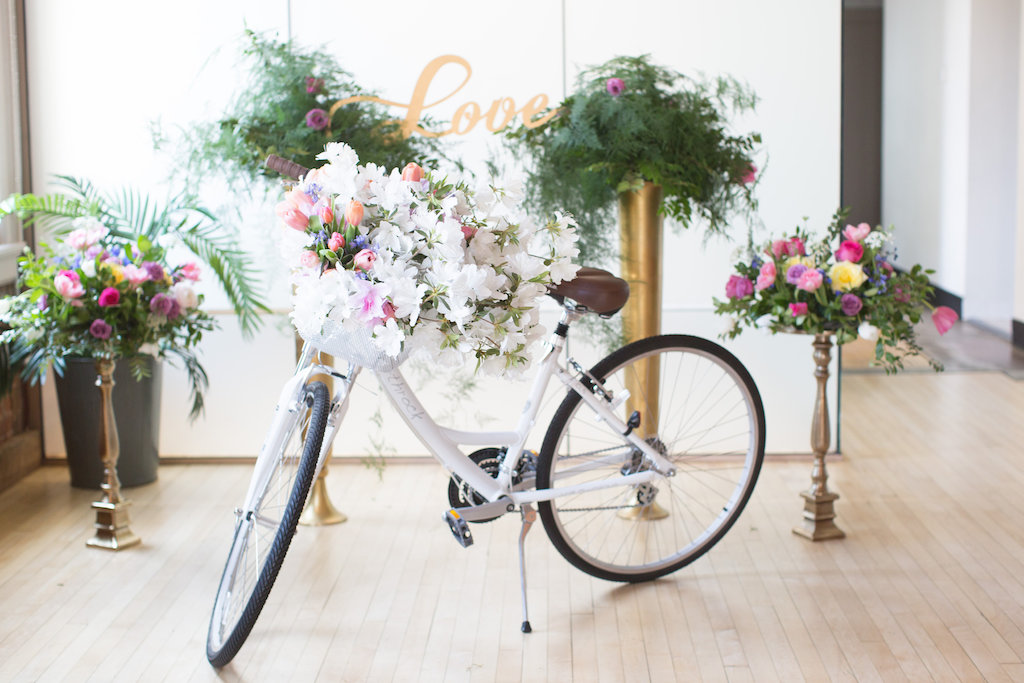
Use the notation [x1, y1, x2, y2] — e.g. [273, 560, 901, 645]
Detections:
[205, 161, 767, 668]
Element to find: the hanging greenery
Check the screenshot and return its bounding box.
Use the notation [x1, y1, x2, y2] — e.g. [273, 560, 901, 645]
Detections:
[503, 55, 761, 266]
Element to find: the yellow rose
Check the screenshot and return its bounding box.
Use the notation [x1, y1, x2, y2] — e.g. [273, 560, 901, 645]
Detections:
[829, 261, 867, 292]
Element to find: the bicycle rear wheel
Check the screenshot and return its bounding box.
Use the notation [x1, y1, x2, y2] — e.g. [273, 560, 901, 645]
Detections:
[537, 335, 765, 582]
[206, 380, 330, 667]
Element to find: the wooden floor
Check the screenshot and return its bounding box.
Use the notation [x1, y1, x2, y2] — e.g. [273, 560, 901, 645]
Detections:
[2, 369, 1024, 681]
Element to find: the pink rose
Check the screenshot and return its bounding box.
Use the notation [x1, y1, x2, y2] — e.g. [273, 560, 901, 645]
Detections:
[835, 240, 864, 263]
[328, 232, 344, 252]
[754, 261, 776, 291]
[789, 302, 808, 317]
[353, 248, 376, 272]
[276, 202, 309, 231]
[787, 236, 806, 257]
[725, 274, 754, 299]
[345, 200, 364, 227]
[97, 287, 120, 307]
[179, 262, 201, 282]
[843, 222, 872, 242]
[932, 306, 959, 335]
[740, 163, 757, 185]
[770, 239, 789, 260]
[401, 162, 424, 182]
[54, 270, 84, 299]
[123, 264, 149, 285]
[796, 269, 823, 292]
[299, 250, 320, 269]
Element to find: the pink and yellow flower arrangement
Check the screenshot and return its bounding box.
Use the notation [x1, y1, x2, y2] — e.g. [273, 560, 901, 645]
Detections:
[713, 210, 958, 372]
[0, 218, 215, 415]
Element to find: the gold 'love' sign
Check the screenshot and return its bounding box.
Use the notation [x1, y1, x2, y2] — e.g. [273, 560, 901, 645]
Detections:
[328, 55, 557, 137]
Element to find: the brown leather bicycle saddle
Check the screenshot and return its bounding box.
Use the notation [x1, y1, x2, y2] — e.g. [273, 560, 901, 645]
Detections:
[547, 267, 630, 315]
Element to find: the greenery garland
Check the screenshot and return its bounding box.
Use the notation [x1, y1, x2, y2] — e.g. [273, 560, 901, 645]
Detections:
[503, 55, 760, 266]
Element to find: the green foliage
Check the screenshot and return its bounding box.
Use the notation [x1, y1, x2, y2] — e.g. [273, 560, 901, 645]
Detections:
[164, 30, 453, 190]
[713, 209, 948, 373]
[0, 176, 269, 335]
[504, 55, 760, 265]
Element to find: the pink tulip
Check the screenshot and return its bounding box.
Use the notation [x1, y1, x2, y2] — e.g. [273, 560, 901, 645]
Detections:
[316, 201, 334, 226]
[285, 189, 315, 216]
[345, 200, 364, 227]
[401, 162, 424, 182]
[835, 240, 864, 263]
[932, 306, 959, 335]
[353, 248, 376, 272]
[789, 302, 808, 317]
[328, 232, 344, 252]
[276, 202, 309, 231]
[843, 222, 872, 242]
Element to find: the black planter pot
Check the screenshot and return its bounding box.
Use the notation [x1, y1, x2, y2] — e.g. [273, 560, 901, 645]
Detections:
[54, 356, 162, 489]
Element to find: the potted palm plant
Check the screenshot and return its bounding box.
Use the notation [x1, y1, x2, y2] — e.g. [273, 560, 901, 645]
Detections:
[0, 176, 268, 486]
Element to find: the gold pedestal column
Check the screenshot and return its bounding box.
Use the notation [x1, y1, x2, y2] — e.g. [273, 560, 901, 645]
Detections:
[617, 182, 669, 521]
[295, 338, 346, 526]
[86, 358, 141, 550]
[618, 182, 663, 438]
[792, 333, 845, 541]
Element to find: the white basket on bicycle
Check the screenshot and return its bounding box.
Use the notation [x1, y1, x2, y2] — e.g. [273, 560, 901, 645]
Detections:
[295, 315, 408, 371]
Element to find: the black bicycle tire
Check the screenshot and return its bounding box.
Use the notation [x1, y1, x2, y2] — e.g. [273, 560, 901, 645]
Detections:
[536, 334, 766, 583]
[206, 380, 330, 667]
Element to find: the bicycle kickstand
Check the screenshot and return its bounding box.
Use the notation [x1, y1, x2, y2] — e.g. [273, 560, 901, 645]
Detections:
[518, 503, 537, 634]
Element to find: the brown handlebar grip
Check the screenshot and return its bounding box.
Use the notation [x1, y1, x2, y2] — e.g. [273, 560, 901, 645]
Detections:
[265, 154, 310, 180]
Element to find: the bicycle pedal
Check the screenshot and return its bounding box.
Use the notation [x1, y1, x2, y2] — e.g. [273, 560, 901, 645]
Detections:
[444, 509, 474, 548]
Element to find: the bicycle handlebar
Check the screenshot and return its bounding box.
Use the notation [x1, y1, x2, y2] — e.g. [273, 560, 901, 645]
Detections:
[265, 154, 310, 181]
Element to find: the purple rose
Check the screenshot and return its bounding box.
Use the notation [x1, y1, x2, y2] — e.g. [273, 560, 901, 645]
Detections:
[305, 108, 329, 130]
[725, 274, 754, 299]
[840, 293, 863, 316]
[89, 319, 112, 340]
[142, 261, 165, 281]
[606, 77, 625, 96]
[786, 264, 808, 284]
[150, 293, 175, 317]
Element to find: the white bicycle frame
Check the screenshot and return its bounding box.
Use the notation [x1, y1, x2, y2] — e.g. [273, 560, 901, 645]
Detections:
[242, 305, 676, 516]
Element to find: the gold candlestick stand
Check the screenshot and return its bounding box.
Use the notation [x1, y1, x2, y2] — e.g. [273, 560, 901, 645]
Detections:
[295, 340, 346, 526]
[617, 182, 668, 521]
[86, 358, 141, 550]
[792, 333, 845, 541]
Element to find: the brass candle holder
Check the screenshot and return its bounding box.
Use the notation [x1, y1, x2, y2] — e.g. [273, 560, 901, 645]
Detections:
[86, 358, 141, 550]
[792, 333, 845, 541]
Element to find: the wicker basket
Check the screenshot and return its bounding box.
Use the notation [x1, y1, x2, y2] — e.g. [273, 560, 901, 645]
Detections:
[298, 318, 408, 371]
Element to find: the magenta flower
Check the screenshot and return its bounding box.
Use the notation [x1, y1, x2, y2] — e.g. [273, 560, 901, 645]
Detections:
[789, 302, 808, 317]
[740, 163, 757, 185]
[606, 77, 625, 96]
[725, 274, 754, 299]
[305, 76, 324, 94]
[89, 319, 112, 340]
[305, 108, 329, 131]
[840, 293, 863, 316]
[932, 306, 959, 335]
[835, 240, 864, 263]
[98, 287, 120, 307]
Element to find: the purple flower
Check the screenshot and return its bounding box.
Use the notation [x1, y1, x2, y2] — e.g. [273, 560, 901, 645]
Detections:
[786, 264, 808, 284]
[38, 294, 48, 311]
[142, 261, 165, 281]
[305, 76, 324, 94]
[305, 108, 329, 131]
[840, 293, 863, 316]
[150, 293, 175, 317]
[89, 319, 112, 340]
[606, 77, 625, 96]
[725, 274, 754, 299]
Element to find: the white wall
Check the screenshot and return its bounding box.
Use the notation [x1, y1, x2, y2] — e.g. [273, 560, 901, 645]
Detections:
[28, 1, 841, 458]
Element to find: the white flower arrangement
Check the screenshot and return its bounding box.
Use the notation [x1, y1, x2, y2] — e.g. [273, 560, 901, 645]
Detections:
[275, 143, 580, 376]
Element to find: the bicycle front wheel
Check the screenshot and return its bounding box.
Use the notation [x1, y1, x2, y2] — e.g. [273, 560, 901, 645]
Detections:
[206, 380, 330, 667]
[537, 335, 765, 582]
